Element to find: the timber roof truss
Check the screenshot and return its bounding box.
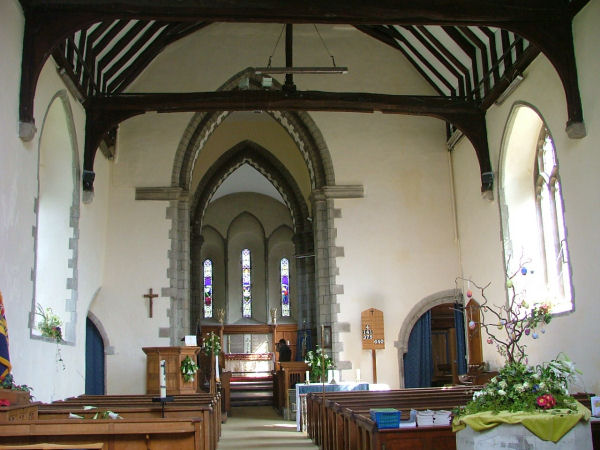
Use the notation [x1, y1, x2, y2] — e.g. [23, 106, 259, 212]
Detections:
[16, 0, 590, 193]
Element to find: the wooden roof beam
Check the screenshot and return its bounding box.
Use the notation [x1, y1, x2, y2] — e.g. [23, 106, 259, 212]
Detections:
[82, 90, 492, 194]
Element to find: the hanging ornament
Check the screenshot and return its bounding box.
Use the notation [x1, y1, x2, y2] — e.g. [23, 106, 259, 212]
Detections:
[497, 323, 503, 330]
[487, 337, 493, 344]
[468, 320, 476, 330]
[521, 267, 528, 275]
[506, 279, 513, 288]
[532, 332, 539, 339]
[466, 290, 473, 298]
[524, 328, 531, 335]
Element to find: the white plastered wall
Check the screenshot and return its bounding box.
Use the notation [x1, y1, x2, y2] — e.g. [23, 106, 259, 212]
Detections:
[451, 0, 600, 394]
[0, 1, 110, 402]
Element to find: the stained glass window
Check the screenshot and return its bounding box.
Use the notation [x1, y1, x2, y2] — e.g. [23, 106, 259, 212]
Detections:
[280, 258, 290, 317]
[242, 249, 252, 318]
[203, 259, 213, 318]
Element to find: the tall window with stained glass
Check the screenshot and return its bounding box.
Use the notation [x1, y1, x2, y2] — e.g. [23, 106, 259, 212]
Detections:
[280, 258, 290, 317]
[203, 259, 213, 318]
[241, 249, 252, 318]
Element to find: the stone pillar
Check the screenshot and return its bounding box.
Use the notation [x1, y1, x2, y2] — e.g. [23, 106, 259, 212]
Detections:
[166, 197, 191, 344]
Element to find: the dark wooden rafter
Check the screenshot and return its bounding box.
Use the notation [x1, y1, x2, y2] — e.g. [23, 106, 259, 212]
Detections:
[458, 27, 491, 98]
[82, 90, 491, 191]
[387, 26, 457, 96]
[107, 22, 210, 94]
[405, 26, 464, 96]
[416, 26, 473, 98]
[355, 25, 445, 96]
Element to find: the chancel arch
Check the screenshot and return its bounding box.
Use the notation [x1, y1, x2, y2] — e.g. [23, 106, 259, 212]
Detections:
[168, 70, 341, 365]
[31, 91, 81, 344]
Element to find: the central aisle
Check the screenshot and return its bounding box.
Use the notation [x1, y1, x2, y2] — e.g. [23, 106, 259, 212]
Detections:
[218, 406, 318, 449]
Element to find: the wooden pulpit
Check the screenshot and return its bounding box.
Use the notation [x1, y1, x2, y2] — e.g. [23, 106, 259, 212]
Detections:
[142, 346, 201, 395]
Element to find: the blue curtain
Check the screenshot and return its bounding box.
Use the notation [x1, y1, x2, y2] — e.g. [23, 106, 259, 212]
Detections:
[454, 304, 467, 375]
[296, 329, 312, 361]
[403, 311, 432, 388]
[85, 318, 105, 395]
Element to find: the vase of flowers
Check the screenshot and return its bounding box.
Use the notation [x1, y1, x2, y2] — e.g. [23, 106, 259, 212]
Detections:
[36, 304, 63, 342]
[453, 264, 592, 448]
[304, 345, 333, 383]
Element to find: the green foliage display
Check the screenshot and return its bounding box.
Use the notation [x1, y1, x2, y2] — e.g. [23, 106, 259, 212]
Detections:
[180, 356, 199, 383]
[0, 374, 32, 393]
[35, 304, 63, 342]
[202, 332, 221, 356]
[458, 355, 580, 415]
[304, 345, 334, 383]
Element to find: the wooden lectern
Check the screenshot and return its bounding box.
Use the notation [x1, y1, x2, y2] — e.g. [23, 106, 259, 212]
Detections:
[142, 346, 200, 395]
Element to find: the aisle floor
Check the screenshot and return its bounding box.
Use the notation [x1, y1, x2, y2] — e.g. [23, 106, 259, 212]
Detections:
[218, 406, 318, 449]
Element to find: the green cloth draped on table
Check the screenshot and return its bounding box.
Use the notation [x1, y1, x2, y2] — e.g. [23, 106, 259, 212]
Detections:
[452, 401, 591, 443]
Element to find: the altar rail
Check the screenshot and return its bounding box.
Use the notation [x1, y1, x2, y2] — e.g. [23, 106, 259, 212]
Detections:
[306, 386, 480, 450]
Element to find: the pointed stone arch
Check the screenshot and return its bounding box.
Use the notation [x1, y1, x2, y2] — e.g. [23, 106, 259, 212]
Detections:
[171, 68, 335, 191]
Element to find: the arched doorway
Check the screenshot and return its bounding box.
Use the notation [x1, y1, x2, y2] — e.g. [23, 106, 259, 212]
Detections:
[85, 317, 105, 394]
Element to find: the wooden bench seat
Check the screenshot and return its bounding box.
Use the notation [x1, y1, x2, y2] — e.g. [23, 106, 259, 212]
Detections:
[38, 393, 220, 449]
[306, 386, 480, 450]
[0, 417, 206, 450]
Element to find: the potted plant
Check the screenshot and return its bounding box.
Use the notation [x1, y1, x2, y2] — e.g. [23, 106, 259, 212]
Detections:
[304, 345, 333, 383]
[452, 265, 592, 447]
[0, 374, 33, 405]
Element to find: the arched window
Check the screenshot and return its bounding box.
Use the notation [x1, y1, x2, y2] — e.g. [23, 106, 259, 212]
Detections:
[535, 129, 572, 309]
[241, 249, 252, 318]
[203, 259, 213, 318]
[280, 258, 290, 317]
[500, 105, 573, 313]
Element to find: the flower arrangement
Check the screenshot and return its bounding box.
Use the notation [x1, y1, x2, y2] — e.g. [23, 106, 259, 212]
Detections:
[202, 332, 221, 356]
[456, 263, 581, 416]
[0, 374, 32, 393]
[180, 356, 199, 383]
[459, 354, 580, 415]
[35, 304, 63, 342]
[304, 345, 334, 383]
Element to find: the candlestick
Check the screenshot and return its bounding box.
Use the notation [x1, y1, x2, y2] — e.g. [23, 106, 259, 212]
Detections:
[356, 369, 361, 383]
[159, 360, 167, 398]
[215, 354, 220, 383]
[306, 370, 310, 384]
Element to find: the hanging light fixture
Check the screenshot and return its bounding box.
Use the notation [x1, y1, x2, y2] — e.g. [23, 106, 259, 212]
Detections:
[255, 24, 348, 80]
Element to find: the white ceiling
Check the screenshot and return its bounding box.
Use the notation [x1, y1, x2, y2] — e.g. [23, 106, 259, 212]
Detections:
[210, 163, 285, 203]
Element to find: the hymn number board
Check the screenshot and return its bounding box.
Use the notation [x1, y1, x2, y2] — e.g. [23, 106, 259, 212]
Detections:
[361, 308, 385, 350]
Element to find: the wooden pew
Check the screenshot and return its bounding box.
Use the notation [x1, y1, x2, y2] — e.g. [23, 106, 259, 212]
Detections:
[0, 417, 206, 450]
[41, 393, 220, 449]
[306, 386, 480, 450]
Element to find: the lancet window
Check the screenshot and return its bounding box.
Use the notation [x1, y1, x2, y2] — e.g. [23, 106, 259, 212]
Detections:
[242, 249, 252, 318]
[280, 258, 290, 317]
[203, 259, 213, 318]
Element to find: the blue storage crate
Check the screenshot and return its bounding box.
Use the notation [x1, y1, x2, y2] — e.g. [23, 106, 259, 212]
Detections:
[370, 408, 401, 429]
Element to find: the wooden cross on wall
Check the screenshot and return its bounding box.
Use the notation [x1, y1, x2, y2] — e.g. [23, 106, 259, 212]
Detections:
[143, 288, 159, 318]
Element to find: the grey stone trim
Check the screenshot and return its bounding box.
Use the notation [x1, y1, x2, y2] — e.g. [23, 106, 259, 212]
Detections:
[135, 186, 189, 201]
[394, 288, 462, 387]
[30, 90, 81, 345]
[311, 185, 364, 200]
